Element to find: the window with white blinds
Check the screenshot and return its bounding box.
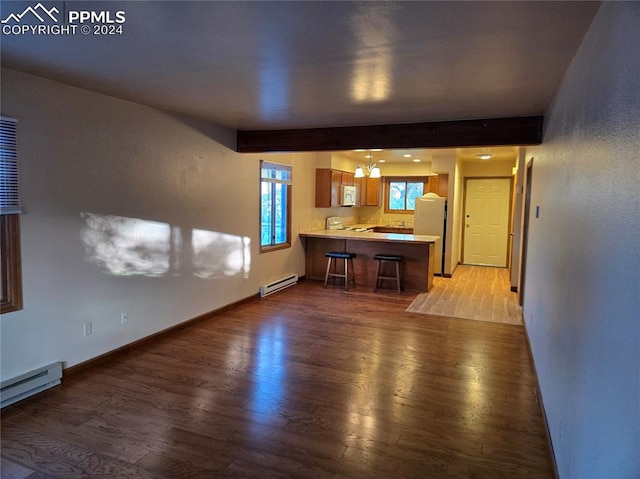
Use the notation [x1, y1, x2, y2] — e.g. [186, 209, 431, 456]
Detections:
[0, 116, 21, 214]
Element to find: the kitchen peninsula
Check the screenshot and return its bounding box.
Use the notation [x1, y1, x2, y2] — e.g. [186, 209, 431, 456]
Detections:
[299, 229, 439, 292]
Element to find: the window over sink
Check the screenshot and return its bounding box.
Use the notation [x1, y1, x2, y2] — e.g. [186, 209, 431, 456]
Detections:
[384, 176, 427, 213]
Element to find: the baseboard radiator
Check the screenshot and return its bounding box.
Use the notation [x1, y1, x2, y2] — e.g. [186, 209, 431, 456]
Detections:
[1, 362, 63, 408]
[260, 274, 298, 297]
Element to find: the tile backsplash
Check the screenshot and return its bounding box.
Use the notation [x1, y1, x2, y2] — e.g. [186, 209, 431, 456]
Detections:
[299, 209, 414, 232]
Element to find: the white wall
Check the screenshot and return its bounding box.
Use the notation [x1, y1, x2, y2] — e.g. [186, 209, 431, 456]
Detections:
[0, 69, 316, 380]
[523, 4, 640, 478]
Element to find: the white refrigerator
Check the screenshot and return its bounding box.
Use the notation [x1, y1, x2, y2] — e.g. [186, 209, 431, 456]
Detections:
[413, 193, 446, 275]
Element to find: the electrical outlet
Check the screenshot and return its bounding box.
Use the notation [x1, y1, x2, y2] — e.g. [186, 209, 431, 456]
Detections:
[83, 321, 92, 337]
[120, 311, 128, 325]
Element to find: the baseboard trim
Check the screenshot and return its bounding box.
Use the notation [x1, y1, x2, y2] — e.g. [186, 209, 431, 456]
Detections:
[64, 292, 260, 377]
[522, 318, 559, 479]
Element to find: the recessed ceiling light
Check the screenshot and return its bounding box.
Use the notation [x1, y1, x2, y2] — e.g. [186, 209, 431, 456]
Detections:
[403, 154, 412, 158]
[378, 159, 386, 163]
[353, 149, 366, 152]
[412, 159, 421, 162]
[476, 153, 492, 160]
[365, 154, 373, 159]
[371, 148, 383, 152]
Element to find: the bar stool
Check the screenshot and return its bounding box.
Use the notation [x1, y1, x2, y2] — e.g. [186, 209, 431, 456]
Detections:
[324, 252, 357, 290]
[373, 254, 404, 293]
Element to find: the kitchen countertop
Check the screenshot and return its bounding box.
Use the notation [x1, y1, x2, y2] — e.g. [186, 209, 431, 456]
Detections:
[299, 229, 439, 245]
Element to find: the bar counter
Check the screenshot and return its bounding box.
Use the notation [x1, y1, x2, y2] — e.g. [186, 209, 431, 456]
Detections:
[299, 230, 439, 292]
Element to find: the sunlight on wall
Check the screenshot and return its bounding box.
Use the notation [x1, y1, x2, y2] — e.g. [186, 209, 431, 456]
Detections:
[192, 229, 251, 279]
[81, 213, 251, 278]
[81, 213, 171, 276]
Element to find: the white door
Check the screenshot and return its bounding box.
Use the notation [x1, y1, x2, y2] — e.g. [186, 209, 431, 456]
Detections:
[463, 178, 511, 267]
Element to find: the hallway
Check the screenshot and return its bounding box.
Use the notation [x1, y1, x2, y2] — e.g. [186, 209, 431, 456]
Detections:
[407, 265, 522, 325]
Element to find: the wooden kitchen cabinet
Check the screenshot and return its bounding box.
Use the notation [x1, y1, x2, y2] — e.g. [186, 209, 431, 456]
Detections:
[436, 174, 448, 197]
[359, 177, 381, 207]
[316, 169, 381, 207]
[426, 176, 439, 194]
[426, 174, 449, 197]
[316, 169, 356, 207]
[341, 171, 354, 186]
[315, 169, 341, 207]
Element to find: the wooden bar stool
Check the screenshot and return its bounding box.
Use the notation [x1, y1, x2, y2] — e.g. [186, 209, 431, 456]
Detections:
[373, 254, 404, 293]
[324, 252, 357, 290]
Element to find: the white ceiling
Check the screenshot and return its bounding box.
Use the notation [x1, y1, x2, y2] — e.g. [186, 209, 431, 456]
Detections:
[1, 1, 600, 134]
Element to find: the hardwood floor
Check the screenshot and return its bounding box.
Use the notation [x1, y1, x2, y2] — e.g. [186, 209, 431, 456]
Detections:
[1, 281, 554, 478]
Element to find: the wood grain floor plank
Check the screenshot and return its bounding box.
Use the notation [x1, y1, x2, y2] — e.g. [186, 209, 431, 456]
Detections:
[407, 265, 522, 324]
[1, 280, 553, 478]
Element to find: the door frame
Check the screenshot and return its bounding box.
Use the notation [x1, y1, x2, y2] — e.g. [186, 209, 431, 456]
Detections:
[461, 176, 514, 267]
[519, 159, 534, 306]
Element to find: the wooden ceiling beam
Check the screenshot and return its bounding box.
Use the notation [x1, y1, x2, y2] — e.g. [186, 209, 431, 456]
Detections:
[236, 116, 543, 153]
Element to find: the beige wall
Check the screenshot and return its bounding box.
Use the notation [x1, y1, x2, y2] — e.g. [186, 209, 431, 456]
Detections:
[0, 69, 317, 378]
[376, 162, 435, 176]
[461, 159, 515, 177]
[523, 3, 639, 477]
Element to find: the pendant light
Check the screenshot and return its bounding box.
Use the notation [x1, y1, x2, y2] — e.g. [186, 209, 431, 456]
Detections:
[355, 150, 382, 178]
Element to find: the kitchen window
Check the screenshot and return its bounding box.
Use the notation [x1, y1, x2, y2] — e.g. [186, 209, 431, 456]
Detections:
[384, 176, 427, 213]
[1, 116, 23, 313]
[260, 160, 292, 252]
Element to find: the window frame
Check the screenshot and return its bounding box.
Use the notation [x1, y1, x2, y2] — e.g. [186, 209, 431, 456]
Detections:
[1, 214, 22, 313]
[260, 160, 292, 253]
[383, 176, 428, 214]
[1, 116, 23, 313]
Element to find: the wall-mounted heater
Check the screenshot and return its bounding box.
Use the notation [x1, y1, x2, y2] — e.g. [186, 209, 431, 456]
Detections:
[260, 274, 298, 297]
[1, 362, 63, 408]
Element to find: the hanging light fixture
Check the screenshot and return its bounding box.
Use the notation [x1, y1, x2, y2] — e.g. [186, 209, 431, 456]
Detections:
[355, 150, 382, 178]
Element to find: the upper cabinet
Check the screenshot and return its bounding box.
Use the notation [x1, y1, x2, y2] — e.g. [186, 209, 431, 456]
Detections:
[427, 174, 449, 197]
[316, 169, 436, 208]
[358, 176, 381, 207]
[341, 171, 354, 186]
[315, 169, 341, 207]
[315, 169, 357, 207]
